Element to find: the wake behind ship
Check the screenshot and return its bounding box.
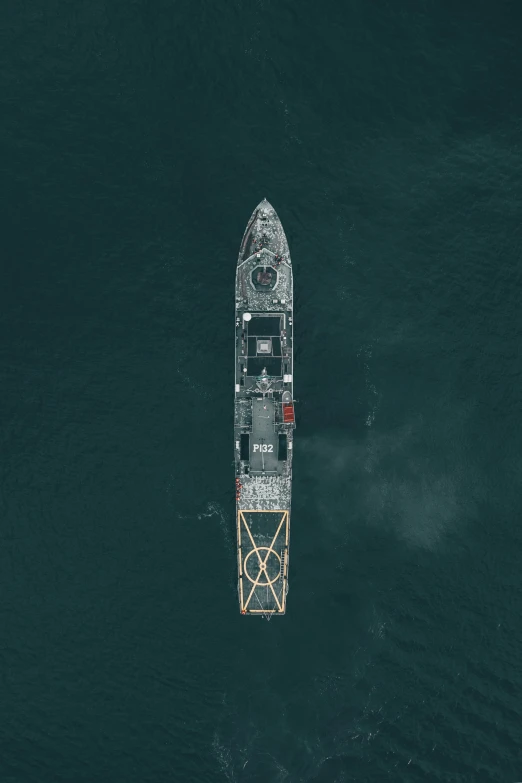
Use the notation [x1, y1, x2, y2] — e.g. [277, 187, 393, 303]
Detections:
[234, 200, 295, 616]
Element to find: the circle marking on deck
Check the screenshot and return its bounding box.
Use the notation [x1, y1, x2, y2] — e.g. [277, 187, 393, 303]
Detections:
[244, 547, 281, 586]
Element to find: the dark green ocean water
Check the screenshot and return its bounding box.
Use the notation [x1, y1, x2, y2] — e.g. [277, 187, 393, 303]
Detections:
[2, 1, 522, 780]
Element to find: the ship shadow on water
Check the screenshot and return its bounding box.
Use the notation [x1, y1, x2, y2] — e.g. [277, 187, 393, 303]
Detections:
[210, 377, 489, 781]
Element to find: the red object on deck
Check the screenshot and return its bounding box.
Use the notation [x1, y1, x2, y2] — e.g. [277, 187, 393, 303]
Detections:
[283, 403, 295, 423]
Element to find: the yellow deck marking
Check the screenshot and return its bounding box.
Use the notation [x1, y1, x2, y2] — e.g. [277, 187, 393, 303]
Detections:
[240, 512, 263, 567]
[248, 609, 278, 613]
[244, 547, 281, 585]
[237, 510, 288, 613]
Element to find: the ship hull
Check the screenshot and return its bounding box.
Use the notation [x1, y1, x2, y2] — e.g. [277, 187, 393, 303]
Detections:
[234, 200, 295, 616]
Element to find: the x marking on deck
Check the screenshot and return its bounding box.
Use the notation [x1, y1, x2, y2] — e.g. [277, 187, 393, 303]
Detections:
[239, 511, 288, 612]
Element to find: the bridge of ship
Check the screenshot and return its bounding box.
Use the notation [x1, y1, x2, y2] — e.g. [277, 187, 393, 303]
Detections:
[240, 314, 285, 377]
[236, 314, 293, 391]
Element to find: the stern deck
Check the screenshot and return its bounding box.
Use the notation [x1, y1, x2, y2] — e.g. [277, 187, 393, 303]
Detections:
[238, 510, 289, 615]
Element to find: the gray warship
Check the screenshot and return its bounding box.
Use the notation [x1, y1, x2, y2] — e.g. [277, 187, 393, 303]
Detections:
[234, 199, 295, 616]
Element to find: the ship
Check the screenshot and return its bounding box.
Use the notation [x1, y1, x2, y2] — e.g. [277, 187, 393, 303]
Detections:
[234, 199, 295, 617]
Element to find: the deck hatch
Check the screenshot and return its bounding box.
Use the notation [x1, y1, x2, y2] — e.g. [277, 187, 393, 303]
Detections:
[247, 316, 282, 336]
[240, 433, 250, 461]
[247, 357, 282, 377]
[257, 338, 272, 354]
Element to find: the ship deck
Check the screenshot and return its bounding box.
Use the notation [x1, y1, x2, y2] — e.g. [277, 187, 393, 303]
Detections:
[234, 200, 294, 617]
[237, 510, 289, 615]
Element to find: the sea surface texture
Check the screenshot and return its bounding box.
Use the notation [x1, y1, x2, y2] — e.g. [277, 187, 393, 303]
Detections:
[2, 1, 522, 781]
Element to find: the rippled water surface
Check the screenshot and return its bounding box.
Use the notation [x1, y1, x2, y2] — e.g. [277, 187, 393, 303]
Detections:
[2, 1, 522, 780]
